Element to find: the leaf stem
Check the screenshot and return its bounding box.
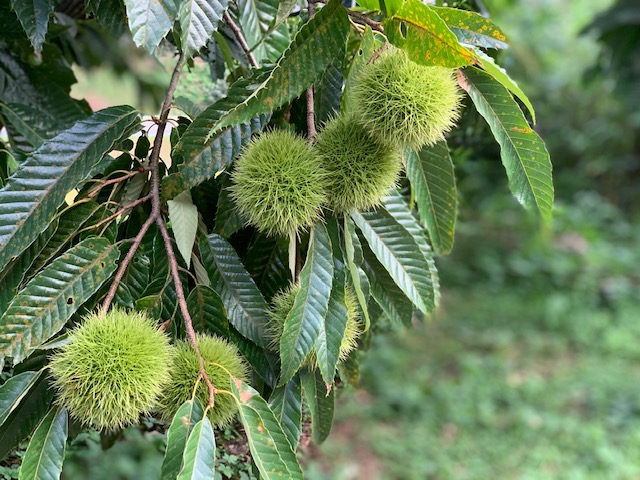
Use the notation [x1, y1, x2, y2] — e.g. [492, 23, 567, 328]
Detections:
[347, 10, 384, 33]
[223, 11, 259, 69]
[305, 0, 318, 143]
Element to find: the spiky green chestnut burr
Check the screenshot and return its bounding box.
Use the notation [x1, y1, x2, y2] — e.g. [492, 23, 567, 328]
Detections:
[160, 334, 248, 428]
[49, 308, 173, 431]
[351, 48, 463, 150]
[315, 114, 402, 212]
[229, 130, 327, 237]
[267, 283, 361, 366]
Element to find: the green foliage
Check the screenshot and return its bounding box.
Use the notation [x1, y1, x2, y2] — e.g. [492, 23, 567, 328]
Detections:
[49, 309, 173, 431]
[351, 48, 463, 150]
[230, 130, 327, 237]
[315, 114, 402, 213]
[160, 334, 248, 429]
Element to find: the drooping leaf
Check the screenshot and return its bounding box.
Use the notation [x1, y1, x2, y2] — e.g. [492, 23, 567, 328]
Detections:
[187, 285, 229, 338]
[473, 49, 536, 124]
[244, 236, 290, 301]
[0, 371, 42, 428]
[199, 234, 269, 347]
[231, 379, 303, 479]
[175, 417, 215, 480]
[314, 65, 344, 124]
[168, 190, 198, 268]
[0, 106, 140, 274]
[343, 216, 370, 330]
[314, 268, 348, 385]
[383, 0, 476, 67]
[236, 0, 291, 64]
[18, 407, 67, 480]
[179, 0, 231, 58]
[459, 68, 553, 222]
[279, 223, 334, 384]
[405, 143, 457, 255]
[268, 375, 302, 450]
[213, 175, 244, 239]
[123, 0, 180, 53]
[161, 399, 205, 480]
[10, 0, 54, 51]
[208, 0, 350, 136]
[351, 201, 436, 315]
[431, 6, 508, 50]
[86, 0, 128, 36]
[0, 238, 120, 369]
[0, 103, 46, 150]
[300, 368, 334, 445]
[0, 371, 54, 461]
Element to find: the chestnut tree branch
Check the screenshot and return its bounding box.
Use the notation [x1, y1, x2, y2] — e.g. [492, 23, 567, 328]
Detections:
[223, 11, 259, 69]
[305, 0, 318, 144]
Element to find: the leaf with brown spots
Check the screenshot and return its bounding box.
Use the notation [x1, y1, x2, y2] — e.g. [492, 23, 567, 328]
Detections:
[431, 6, 508, 49]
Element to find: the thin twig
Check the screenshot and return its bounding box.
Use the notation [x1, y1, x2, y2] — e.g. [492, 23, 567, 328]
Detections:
[223, 11, 259, 69]
[347, 10, 384, 33]
[305, 0, 318, 143]
[88, 195, 151, 232]
[88, 169, 148, 198]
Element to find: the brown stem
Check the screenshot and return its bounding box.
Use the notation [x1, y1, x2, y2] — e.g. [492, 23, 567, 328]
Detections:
[347, 10, 384, 33]
[88, 195, 152, 232]
[306, 0, 317, 143]
[88, 169, 148, 198]
[223, 11, 259, 69]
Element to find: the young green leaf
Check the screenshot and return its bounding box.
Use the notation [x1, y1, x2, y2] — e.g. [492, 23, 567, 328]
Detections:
[232, 378, 303, 479]
[300, 368, 335, 445]
[176, 417, 216, 480]
[161, 399, 205, 480]
[268, 375, 302, 450]
[18, 407, 67, 480]
[405, 143, 457, 255]
[459, 68, 553, 222]
[0, 238, 120, 369]
[0, 371, 42, 428]
[168, 190, 198, 268]
[279, 223, 334, 385]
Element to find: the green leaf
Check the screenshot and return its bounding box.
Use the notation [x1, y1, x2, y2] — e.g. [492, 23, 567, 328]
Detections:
[459, 68, 553, 222]
[0, 371, 54, 462]
[0, 371, 41, 428]
[268, 375, 302, 450]
[0, 103, 46, 150]
[187, 285, 229, 338]
[343, 216, 370, 330]
[176, 417, 215, 480]
[123, 0, 180, 53]
[161, 399, 205, 480]
[208, 0, 350, 137]
[0, 238, 120, 369]
[0, 106, 139, 274]
[168, 190, 198, 268]
[405, 143, 457, 255]
[473, 49, 536, 124]
[383, 0, 476, 67]
[231, 379, 303, 479]
[431, 6, 508, 50]
[10, 0, 54, 51]
[360, 240, 413, 327]
[279, 223, 334, 384]
[315, 268, 348, 385]
[213, 175, 244, 239]
[356, 0, 380, 11]
[274, 0, 297, 28]
[351, 201, 436, 315]
[244, 236, 290, 301]
[342, 27, 383, 114]
[380, 0, 404, 17]
[300, 369, 334, 445]
[179, 0, 231, 58]
[199, 234, 270, 347]
[314, 65, 344, 124]
[236, 0, 291, 64]
[18, 407, 67, 480]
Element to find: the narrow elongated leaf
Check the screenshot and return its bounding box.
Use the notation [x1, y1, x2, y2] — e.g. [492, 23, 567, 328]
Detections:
[168, 190, 198, 268]
[0, 238, 120, 368]
[405, 143, 457, 255]
[232, 379, 303, 479]
[431, 6, 508, 49]
[244, 236, 290, 301]
[268, 375, 302, 450]
[279, 224, 334, 384]
[0, 103, 46, 149]
[213, 176, 244, 239]
[11, 0, 53, 51]
[0, 371, 41, 428]
[176, 417, 215, 480]
[314, 65, 343, 124]
[123, 0, 179, 53]
[161, 399, 205, 480]
[208, 0, 350, 136]
[18, 407, 67, 480]
[473, 49, 536, 124]
[351, 203, 436, 314]
[236, 0, 291, 64]
[343, 216, 370, 330]
[300, 369, 334, 444]
[383, 0, 476, 68]
[315, 268, 348, 385]
[187, 285, 229, 338]
[459, 68, 553, 221]
[179, 0, 231, 58]
[199, 234, 269, 347]
[0, 106, 139, 274]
